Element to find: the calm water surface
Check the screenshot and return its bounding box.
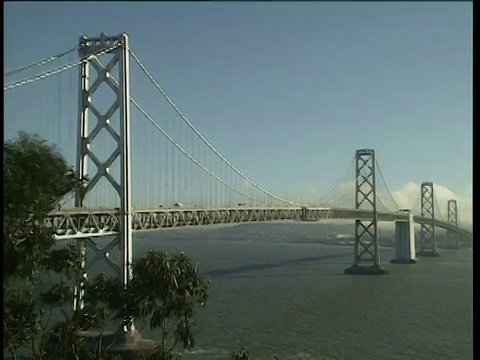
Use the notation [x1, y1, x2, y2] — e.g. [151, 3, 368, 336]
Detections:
[120, 223, 473, 360]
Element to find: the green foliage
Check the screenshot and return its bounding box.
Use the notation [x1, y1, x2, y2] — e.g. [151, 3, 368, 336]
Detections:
[3, 133, 213, 359]
[4, 132, 86, 281]
[41, 245, 84, 277]
[83, 250, 210, 357]
[38, 247, 83, 314]
[36, 246, 98, 359]
[4, 132, 77, 217]
[3, 288, 41, 354]
[3, 132, 86, 356]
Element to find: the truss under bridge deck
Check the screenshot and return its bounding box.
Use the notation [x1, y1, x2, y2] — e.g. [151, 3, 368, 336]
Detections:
[46, 207, 471, 240]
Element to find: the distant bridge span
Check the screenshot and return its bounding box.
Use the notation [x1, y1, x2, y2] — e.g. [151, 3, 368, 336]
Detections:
[47, 207, 472, 240]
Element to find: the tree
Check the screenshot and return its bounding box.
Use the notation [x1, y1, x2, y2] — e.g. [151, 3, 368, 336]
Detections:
[3, 132, 211, 360]
[83, 250, 210, 359]
[3, 132, 86, 357]
[4, 132, 85, 281]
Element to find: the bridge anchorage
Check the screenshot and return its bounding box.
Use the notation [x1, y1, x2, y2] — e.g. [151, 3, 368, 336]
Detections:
[345, 149, 388, 275]
[72, 32, 155, 356]
[416, 182, 440, 257]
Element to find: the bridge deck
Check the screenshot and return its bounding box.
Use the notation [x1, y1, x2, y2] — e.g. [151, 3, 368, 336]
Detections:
[45, 207, 471, 240]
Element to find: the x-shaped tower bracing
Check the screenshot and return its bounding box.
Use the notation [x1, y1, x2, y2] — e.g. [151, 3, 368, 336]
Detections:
[417, 182, 438, 256]
[345, 149, 387, 275]
[73, 33, 134, 332]
[446, 199, 459, 249]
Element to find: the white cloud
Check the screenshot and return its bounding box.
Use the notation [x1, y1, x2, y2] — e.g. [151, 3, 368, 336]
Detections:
[392, 182, 472, 229]
[291, 181, 472, 229]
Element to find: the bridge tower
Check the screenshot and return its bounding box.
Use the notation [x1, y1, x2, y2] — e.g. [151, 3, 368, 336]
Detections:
[73, 33, 151, 352]
[417, 182, 439, 257]
[345, 149, 388, 275]
[446, 199, 459, 249]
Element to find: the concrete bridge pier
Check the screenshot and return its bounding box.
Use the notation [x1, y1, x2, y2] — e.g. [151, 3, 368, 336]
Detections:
[390, 210, 416, 264]
[301, 206, 308, 221]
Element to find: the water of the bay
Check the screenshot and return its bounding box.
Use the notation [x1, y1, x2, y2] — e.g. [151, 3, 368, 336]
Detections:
[121, 222, 473, 360]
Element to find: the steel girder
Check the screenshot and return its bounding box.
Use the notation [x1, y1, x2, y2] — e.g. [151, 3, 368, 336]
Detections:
[46, 207, 469, 241]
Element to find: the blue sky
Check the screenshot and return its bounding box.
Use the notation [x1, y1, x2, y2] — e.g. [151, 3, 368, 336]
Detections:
[4, 2, 472, 211]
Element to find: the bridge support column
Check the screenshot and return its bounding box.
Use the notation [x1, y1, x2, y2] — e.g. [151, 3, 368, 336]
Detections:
[73, 32, 153, 355]
[345, 149, 388, 275]
[445, 199, 460, 249]
[301, 206, 308, 221]
[390, 210, 416, 264]
[417, 182, 439, 257]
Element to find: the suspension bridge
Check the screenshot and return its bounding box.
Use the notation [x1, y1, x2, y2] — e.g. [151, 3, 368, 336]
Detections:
[4, 33, 472, 280]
